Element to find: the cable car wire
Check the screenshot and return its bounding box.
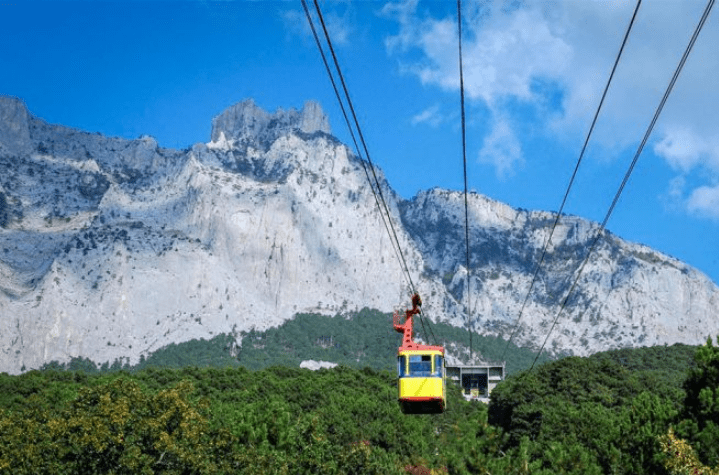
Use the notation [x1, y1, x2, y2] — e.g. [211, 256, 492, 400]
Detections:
[300, 3, 429, 340]
[309, 0, 411, 292]
[302, 0, 438, 345]
[300, 0, 418, 333]
[456, 0, 474, 362]
[530, 0, 715, 370]
[299, 0, 406, 291]
[500, 0, 643, 361]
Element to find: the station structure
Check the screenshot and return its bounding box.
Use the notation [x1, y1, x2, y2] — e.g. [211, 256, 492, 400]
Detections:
[446, 362, 505, 401]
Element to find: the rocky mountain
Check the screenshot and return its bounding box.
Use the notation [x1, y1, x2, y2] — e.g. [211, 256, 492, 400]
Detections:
[1, 95, 717, 374]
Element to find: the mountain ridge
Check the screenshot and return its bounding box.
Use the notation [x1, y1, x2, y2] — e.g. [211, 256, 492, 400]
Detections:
[1, 95, 717, 374]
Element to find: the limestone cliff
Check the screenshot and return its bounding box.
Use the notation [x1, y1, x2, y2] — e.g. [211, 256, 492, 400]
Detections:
[0, 95, 717, 373]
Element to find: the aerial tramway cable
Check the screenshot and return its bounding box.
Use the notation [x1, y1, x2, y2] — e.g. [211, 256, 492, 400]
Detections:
[456, 0, 474, 362]
[501, 0, 643, 361]
[530, 0, 716, 370]
[299, 0, 405, 284]
[301, 0, 438, 345]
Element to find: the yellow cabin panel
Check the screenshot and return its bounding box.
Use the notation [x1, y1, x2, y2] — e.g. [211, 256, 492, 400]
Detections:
[398, 376, 444, 400]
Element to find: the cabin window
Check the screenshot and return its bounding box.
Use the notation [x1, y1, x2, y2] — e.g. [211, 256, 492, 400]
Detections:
[434, 355, 443, 376]
[397, 356, 406, 377]
[408, 355, 432, 377]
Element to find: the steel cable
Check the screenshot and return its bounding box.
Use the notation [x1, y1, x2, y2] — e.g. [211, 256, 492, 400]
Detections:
[531, 0, 715, 369]
[501, 0, 643, 360]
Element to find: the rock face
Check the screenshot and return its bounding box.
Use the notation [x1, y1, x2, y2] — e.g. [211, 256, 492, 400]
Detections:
[0, 96, 33, 157]
[0, 95, 718, 374]
[210, 99, 331, 145]
[400, 189, 719, 354]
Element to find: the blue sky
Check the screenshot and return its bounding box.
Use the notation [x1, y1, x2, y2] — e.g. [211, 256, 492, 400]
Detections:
[1, 0, 718, 286]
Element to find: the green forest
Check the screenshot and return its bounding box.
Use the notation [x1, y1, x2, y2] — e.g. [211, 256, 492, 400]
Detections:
[234, 308, 552, 374]
[2, 336, 719, 474]
[41, 309, 552, 375]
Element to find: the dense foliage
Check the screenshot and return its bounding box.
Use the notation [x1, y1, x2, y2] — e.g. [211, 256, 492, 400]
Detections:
[40, 334, 241, 374]
[675, 337, 719, 468]
[1, 366, 491, 474]
[5, 339, 719, 474]
[42, 309, 549, 375]
[488, 351, 684, 474]
[237, 308, 550, 374]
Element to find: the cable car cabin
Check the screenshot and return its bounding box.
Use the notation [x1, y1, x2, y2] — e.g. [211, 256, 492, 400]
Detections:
[394, 294, 446, 414]
[397, 349, 446, 414]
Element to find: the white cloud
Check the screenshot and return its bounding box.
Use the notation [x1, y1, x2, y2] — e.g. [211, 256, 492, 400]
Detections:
[667, 175, 686, 200]
[322, 11, 352, 45]
[381, 0, 419, 53]
[654, 126, 712, 173]
[381, 0, 719, 219]
[282, 9, 309, 40]
[654, 124, 719, 220]
[411, 104, 444, 127]
[383, 1, 572, 106]
[687, 184, 719, 220]
[284, 1, 353, 47]
[381, 0, 572, 178]
[464, 8, 572, 104]
[478, 117, 523, 180]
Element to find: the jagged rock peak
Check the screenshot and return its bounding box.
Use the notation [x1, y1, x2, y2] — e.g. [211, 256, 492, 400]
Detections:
[0, 95, 32, 156]
[411, 187, 519, 219]
[0, 94, 28, 117]
[210, 99, 331, 144]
